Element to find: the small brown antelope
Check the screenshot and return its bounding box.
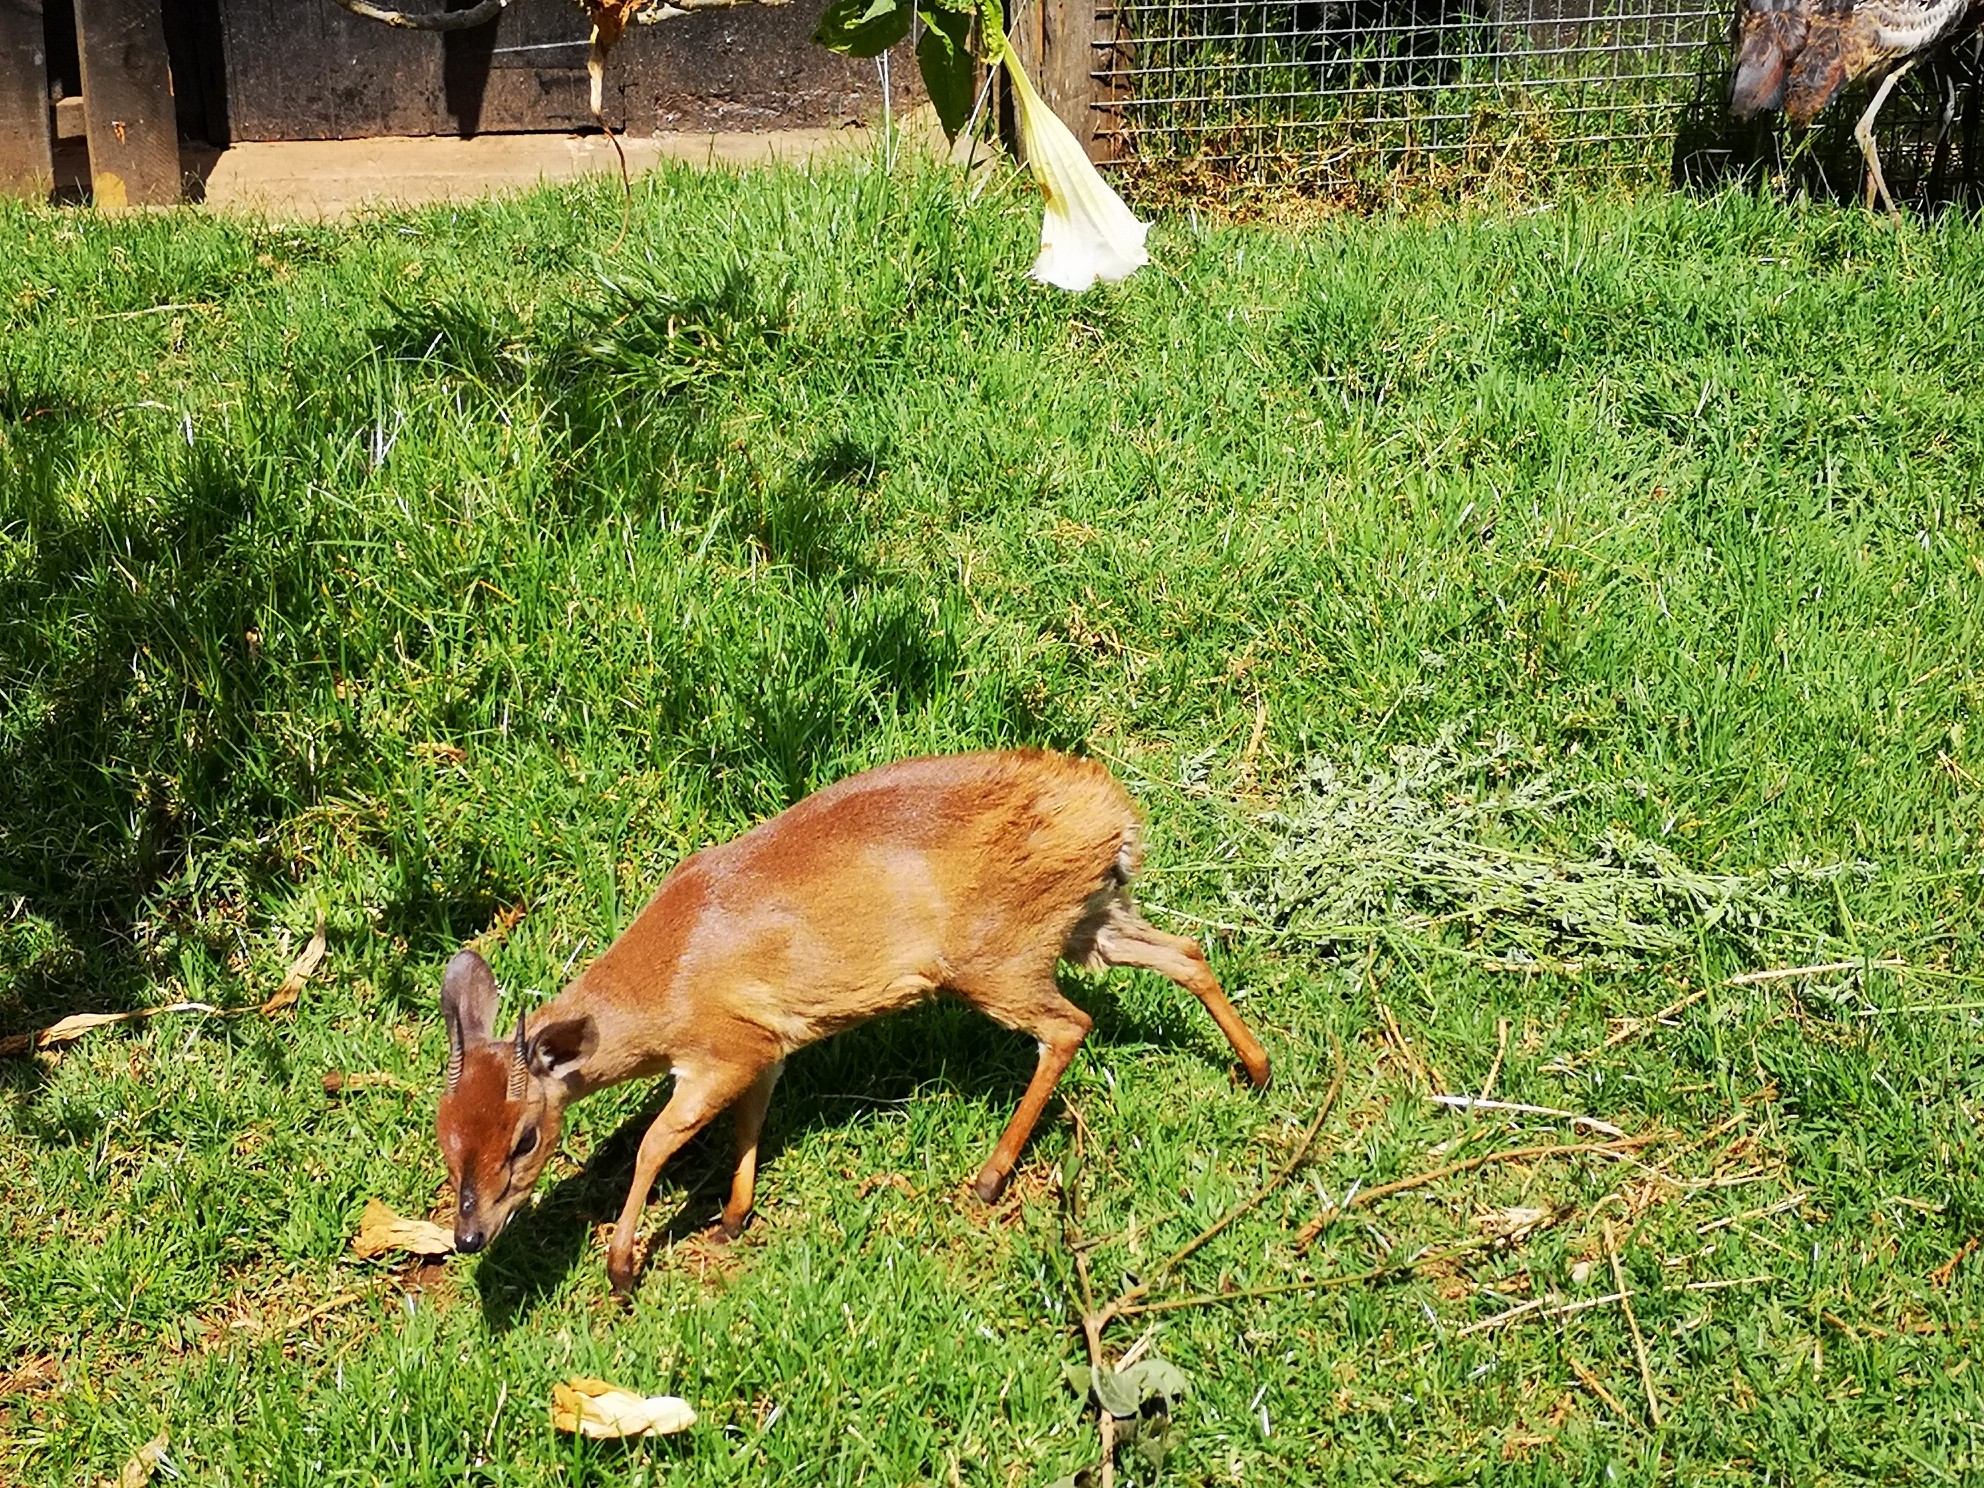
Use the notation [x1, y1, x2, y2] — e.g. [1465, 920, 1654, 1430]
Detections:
[436, 748, 1271, 1293]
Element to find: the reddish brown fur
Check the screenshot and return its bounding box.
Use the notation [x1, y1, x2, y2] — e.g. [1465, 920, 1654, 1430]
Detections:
[434, 749, 1271, 1293]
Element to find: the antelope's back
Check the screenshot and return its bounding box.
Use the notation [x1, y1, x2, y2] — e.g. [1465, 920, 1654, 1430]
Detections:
[672, 750, 1136, 993]
[720, 748, 1138, 901]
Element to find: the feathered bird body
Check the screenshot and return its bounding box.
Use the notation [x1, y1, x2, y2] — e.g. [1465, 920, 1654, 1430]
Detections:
[1730, 0, 1981, 206]
[1734, 0, 1974, 119]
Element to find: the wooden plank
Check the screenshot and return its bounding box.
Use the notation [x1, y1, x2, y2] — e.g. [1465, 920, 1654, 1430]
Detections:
[0, 0, 55, 198]
[163, 0, 231, 143]
[1005, 0, 1106, 161]
[220, 0, 440, 141]
[74, 0, 180, 206]
[602, 6, 906, 134]
[217, 0, 895, 141]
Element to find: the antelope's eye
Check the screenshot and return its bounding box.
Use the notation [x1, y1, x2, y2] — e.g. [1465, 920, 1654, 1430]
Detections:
[511, 1127, 539, 1162]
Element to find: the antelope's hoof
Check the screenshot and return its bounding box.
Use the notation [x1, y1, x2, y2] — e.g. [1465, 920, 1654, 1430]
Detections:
[970, 1167, 1008, 1205]
[606, 1255, 638, 1298]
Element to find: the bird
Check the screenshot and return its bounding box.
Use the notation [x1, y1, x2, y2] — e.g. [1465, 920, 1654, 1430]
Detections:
[1729, 0, 1984, 211]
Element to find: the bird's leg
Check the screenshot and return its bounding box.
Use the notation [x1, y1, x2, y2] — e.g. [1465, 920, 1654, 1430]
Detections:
[1856, 57, 1917, 215]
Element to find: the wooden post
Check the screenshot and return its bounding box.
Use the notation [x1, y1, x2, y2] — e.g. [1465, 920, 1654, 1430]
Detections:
[74, 0, 178, 208]
[1005, 0, 1111, 162]
[0, 0, 54, 199]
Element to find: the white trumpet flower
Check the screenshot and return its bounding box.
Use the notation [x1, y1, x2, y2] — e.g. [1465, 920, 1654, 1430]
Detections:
[1000, 43, 1149, 292]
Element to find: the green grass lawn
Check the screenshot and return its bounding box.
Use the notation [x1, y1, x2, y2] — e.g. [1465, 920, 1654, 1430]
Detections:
[3, 160, 1983, 1486]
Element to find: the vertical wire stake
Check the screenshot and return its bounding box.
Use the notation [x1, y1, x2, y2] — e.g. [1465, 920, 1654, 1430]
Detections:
[878, 49, 896, 171]
[1604, 1218, 1663, 1427]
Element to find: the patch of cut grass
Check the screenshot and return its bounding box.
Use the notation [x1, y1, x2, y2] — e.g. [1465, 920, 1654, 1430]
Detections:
[2, 163, 1983, 1485]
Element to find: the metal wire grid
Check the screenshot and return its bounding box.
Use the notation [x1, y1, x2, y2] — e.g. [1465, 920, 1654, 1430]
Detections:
[1093, 0, 1732, 186]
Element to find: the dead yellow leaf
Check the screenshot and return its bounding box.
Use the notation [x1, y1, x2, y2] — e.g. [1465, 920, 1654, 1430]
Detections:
[262, 911, 328, 1017]
[352, 1198, 454, 1260]
[113, 1431, 168, 1488]
[321, 1070, 402, 1094]
[1474, 1204, 1564, 1241]
[1, 1003, 220, 1059]
[551, 1377, 696, 1438]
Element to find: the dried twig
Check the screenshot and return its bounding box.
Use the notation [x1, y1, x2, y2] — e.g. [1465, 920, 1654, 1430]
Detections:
[1727, 959, 1908, 986]
[327, 0, 512, 30]
[1375, 1002, 1433, 1091]
[1450, 1274, 1767, 1341]
[1566, 1354, 1630, 1418]
[1695, 1192, 1807, 1235]
[1238, 693, 1269, 782]
[1116, 1324, 1160, 1370]
[1060, 1043, 1350, 1484]
[1589, 984, 1711, 1056]
[1930, 1238, 1978, 1287]
[1058, 1105, 1114, 1488]
[1454, 1290, 1614, 1338]
[1480, 1017, 1509, 1100]
[1605, 1220, 1662, 1426]
[1684, 1108, 1752, 1153]
[1118, 1239, 1494, 1318]
[1427, 1094, 1624, 1138]
[271, 1290, 370, 1337]
[1296, 1136, 1656, 1251]
[1097, 1044, 1348, 1330]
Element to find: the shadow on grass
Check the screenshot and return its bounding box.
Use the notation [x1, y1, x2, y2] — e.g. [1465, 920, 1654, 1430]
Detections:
[472, 978, 1217, 1329]
[0, 424, 276, 1060]
[0, 264, 1066, 1106]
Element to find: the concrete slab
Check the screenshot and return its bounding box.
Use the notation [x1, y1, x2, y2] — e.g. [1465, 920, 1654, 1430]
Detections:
[147, 111, 958, 220]
[184, 128, 870, 218]
[40, 102, 967, 216]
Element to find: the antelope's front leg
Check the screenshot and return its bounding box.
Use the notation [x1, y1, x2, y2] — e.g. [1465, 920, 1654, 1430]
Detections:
[606, 1060, 766, 1295]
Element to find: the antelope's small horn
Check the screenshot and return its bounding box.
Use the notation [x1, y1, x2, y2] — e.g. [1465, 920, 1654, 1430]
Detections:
[508, 1013, 529, 1101]
[445, 1044, 462, 1093]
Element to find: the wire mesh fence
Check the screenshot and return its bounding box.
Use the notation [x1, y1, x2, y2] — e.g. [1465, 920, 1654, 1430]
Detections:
[1088, 0, 1984, 201]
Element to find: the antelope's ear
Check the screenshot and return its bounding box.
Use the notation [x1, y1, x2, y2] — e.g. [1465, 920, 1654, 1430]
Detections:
[441, 950, 499, 1090]
[527, 1017, 594, 1082]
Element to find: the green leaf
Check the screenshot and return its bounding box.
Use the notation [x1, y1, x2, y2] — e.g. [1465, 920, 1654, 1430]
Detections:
[1060, 1137, 1083, 1208]
[1091, 1365, 1142, 1419]
[913, 3, 976, 140]
[812, 0, 912, 57]
[1120, 1356, 1191, 1406]
[1132, 1415, 1187, 1473]
[977, 0, 1004, 61]
[1062, 1363, 1094, 1398]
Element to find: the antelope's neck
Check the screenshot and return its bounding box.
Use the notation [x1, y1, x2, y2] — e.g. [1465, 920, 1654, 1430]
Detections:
[531, 959, 680, 1096]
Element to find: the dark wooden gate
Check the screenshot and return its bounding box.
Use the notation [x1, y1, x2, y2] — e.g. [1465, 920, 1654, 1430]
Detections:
[3, 0, 895, 201]
[215, 0, 889, 140]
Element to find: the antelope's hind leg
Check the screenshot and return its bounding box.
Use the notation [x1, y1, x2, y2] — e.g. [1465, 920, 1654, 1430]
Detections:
[1072, 893, 1272, 1088]
[951, 963, 1093, 1205]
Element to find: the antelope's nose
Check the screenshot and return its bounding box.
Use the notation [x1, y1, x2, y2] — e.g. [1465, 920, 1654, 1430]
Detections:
[455, 1225, 486, 1254]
